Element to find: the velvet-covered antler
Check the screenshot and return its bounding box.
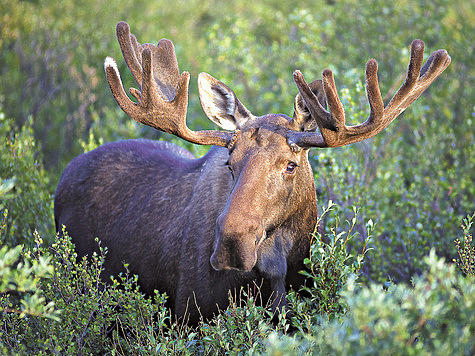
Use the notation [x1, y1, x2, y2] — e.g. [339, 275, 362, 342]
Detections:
[288, 40, 451, 148]
[104, 21, 234, 147]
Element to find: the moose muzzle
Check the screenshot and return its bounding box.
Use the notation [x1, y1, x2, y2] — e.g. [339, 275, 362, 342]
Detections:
[210, 214, 265, 272]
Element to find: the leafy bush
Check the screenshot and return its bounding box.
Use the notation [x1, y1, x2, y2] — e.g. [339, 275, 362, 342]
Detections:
[0, 228, 58, 322]
[266, 250, 475, 355]
[0, 111, 53, 247]
[2, 209, 472, 355]
[288, 202, 374, 332]
[454, 212, 475, 277]
[0, 229, 173, 354]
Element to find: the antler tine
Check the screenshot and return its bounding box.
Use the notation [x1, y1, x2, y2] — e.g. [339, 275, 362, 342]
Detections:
[116, 21, 180, 102]
[104, 56, 138, 117]
[382, 39, 425, 120]
[105, 22, 234, 147]
[383, 41, 450, 120]
[289, 40, 451, 148]
[293, 71, 336, 131]
[148, 38, 180, 102]
[116, 21, 143, 89]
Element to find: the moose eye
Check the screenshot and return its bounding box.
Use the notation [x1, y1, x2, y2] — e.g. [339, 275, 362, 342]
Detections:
[285, 162, 298, 174]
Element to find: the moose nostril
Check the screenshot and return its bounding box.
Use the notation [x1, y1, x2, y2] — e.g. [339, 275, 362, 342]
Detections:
[213, 213, 263, 271]
[210, 236, 259, 272]
[210, 252, 225, 271]
[256, 231, 266, 247]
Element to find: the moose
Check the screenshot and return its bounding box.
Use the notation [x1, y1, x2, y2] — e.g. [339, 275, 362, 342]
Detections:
[54, 21, 450, 323]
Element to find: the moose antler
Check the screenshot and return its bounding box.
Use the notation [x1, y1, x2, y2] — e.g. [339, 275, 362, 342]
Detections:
[289, 40, 451, 148]
[104, 21, 234, 147]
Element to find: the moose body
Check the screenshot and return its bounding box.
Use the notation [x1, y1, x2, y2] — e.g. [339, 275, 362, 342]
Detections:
[54, 22, 450, 323]
[55, 137, 315, 322]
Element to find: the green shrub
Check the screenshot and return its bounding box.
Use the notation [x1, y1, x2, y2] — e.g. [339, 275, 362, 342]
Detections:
[0, 229, 173, 354]
[0, 111, 54, 247]
[454, 212, 475, 277]
[0, 230, 58, 320]
[288, 202, 374, 332]
[0, 222, 59, 355]
[2, 206, 472, 355]
[266, 250, 475, 355]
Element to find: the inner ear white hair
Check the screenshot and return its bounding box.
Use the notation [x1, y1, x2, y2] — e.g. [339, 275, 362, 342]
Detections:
[198, 72, 253, 130]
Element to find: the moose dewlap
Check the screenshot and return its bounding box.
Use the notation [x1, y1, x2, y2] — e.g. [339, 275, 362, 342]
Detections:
[54, 21, 450, 323]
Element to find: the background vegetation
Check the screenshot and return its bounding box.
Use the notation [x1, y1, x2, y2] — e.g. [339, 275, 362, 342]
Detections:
[0, 0, 473, 354]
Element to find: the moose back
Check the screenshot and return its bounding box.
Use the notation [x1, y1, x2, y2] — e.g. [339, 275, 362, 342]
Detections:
[54, 21, 450, 323]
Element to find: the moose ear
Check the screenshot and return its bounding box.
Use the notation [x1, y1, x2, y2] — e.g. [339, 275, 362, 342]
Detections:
[292, 79, 327, 132]
[198, 72, 254, 130]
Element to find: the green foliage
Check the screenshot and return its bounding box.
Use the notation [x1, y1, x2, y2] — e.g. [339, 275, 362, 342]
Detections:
[0, 111, 53, 247]
[0, 229, 174, 354]
[290, 202, 374, 331]
[109, 287, 279, 355]
[79, 126, 105, 153]
[266, 250, 475, 355]
[453, 212, 475, 277]
[2, 212, 472, 355]
[0, 229, 58, 322]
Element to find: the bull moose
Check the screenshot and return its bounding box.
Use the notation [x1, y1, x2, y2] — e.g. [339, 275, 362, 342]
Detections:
[54, 21, 450, 323]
